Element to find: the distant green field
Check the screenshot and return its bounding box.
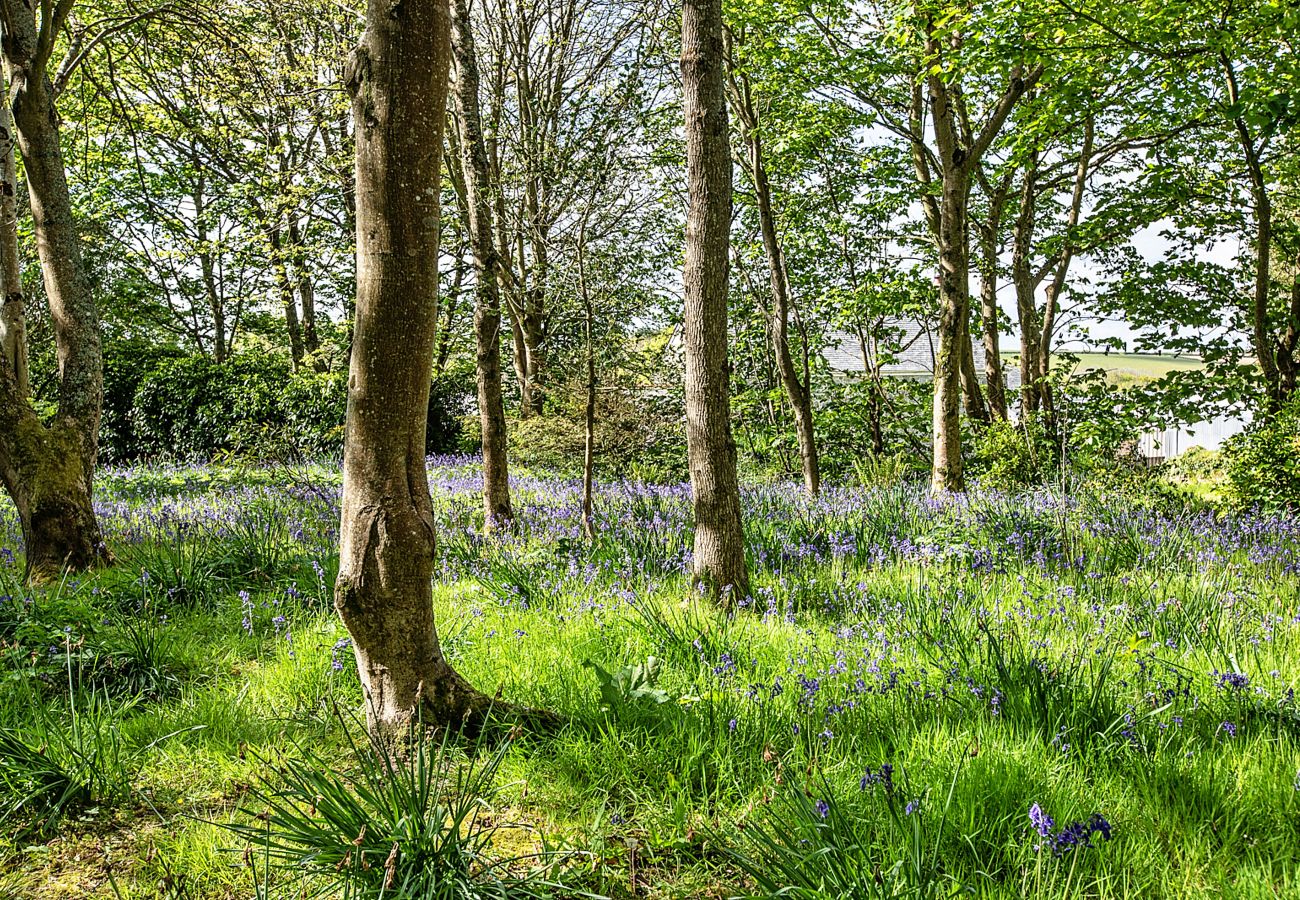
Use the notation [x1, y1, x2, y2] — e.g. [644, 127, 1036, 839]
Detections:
[1006, 352, 1206, 384]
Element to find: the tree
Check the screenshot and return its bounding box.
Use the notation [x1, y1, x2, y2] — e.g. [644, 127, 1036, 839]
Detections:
[0, 0, 111, 581]
[450, 0, 513, 528]
[682, 0, 747, 598]
[726, 33, 820, 496]
[335, 0, 495, 735]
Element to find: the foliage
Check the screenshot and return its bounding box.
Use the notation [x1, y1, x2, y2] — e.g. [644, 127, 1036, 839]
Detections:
[1223, 401, 1300, 510]
[583, 657, 671, 715]
[125, 353, 464, 461]
[968, 418, 1059, 488]
[225, 716, 562, 900]
[0, 688, 141, 840]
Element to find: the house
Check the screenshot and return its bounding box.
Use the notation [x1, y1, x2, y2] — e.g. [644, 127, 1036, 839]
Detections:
[823, 322, 1023, 392]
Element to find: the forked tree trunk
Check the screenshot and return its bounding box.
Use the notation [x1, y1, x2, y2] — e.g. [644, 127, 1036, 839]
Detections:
[917, 31, 1039, 492]
[0, 2, 110, 582]
[451, 0, 513, 528]
[337, 0, 494, 736]
[682, 0, 747, 599]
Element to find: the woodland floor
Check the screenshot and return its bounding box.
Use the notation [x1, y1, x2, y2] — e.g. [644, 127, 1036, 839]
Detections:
[1, 458, 1298, 899]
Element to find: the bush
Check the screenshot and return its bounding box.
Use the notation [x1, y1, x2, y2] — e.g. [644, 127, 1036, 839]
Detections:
[125, 353, 466, 461]
[967, 417, 1059, 488]
[1222, 400, 1300, 510]
[472, 379, 686, 483]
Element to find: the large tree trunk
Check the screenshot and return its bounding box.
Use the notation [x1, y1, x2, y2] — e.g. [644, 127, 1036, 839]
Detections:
[682, 0, 747, 599]
[931, 171, 970, 492]
[337, 0, 493, 737]
[451, 0, 513, 529]
[0, 0, 110, 582]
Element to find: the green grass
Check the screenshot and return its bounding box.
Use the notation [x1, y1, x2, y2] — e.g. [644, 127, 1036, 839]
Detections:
[0, 460, 1298, 898]
[1006, 352, 1208, 387]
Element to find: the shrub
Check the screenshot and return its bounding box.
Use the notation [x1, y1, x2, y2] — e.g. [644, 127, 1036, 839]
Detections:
[1222, 399, 1300, 510]
[126, 353, 465, 461]
[967, 417, 1058, 488]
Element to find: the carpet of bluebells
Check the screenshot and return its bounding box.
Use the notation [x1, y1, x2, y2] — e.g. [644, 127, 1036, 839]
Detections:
[1, 456, 1299, 898]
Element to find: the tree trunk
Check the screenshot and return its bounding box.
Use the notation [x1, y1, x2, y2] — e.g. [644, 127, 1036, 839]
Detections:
[931, 170, 970, 493]
[959, 314, 988, 424]
[1012, 162, 1042, 417]
[450, 0, 513, 529]
[0, 0, 110, 581]
[919, 43, 1039, 492]
[269, 225, 306, 372]
[741, 115, 818, 495]
[974, 178, 1009, 420]
[0, 88, 28, 397]
[682, 0, 747, 599]
[287, 219, 325, 370]
[578, 231, 597, 540]
[337, 0, 494, 737]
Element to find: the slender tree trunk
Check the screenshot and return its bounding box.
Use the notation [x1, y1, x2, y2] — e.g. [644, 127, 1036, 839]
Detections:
[682, 0, 747, 599]
[857, 326, 885, 454]
[0, 1, 110, 581]
[728, 61, 819, 495]
[0, 90, 28, 397]
[1278, 273, 1300, 401]
[741, 119, 818, 494]
[1012, 162, 1042, 417]
[269, 226, 306, 372]
[578, 232, 597, 539]
[337, 0, 495, 736]
[287, 219, 325, 370]
[451, 0, 513, 528]
[959, 315, 988, 424]
[974, 180, 1009, 420]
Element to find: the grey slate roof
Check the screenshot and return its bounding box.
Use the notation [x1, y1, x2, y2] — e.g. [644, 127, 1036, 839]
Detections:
[824, 321, 1022, 389]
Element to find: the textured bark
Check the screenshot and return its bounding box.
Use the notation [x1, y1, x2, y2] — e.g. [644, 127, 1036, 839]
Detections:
[682, 0, 747, 599]
[338, 0, 496, 737]
[0, 90, 27, 397]
[974, 171, 1010, 420]
[917, 24, 1040, 492]
[269, 225, 306, 372]
[451, 0, 513, 528]
[930, 167, 970, 493]
[958, 314, 988, 424]
[0, 0, 110, 581]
